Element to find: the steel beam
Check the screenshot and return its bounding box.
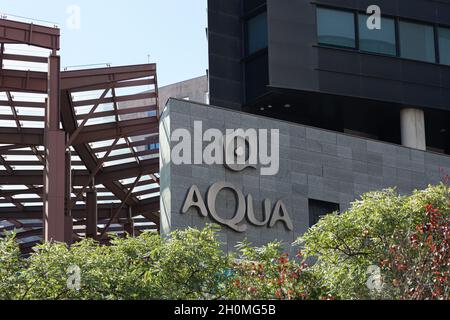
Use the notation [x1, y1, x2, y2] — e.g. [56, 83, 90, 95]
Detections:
[69, 138, 120, 211]
[66, 88, 111, 148]
[133, 197, 160, 222]
[0, 159, 159, 185]
[100, 174, 142, 238]
[124, 208, 135, 237]
[0, 69, 47, 93]
[43, 53, 72, 244]
[61, 89, 139, 209]
[0, 205, 146, 220]
[0, 21, 161, 240]
[85, 184, 98, 238]
[72, 117, 159, 146]
[0, 18, 60, 50]
[0, 128, 43, 145]
[61, 64, 156, 91]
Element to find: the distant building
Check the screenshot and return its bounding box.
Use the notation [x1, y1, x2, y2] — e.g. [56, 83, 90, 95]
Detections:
[117, 75, 209, 152]
[158, 75, 209, 108]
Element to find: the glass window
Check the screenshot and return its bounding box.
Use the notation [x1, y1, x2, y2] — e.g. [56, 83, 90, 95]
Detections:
[246, 12, 268, 55]
[245, 53, 269, 101]
[439, 27, 450, 66]
[358, 14, 396, 55]
[399, 21, 436, 63]
[317, 7, 356, 48]
[309, 199, 340, 227]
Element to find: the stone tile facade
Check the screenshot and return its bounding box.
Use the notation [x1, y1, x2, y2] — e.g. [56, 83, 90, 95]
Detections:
[160, 99, 450, 252]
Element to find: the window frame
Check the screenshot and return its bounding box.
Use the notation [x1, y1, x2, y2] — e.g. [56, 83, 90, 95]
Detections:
[243, 8, 269, 58]
[242, 5, 269, 104]
[316, 6, 357, 50]
[315, 5, 450, 67]
[436, 26, 450, 66]
[308, 199, 340, 228]
[398, 19, 437, 64]
[357, 13, 397, 56]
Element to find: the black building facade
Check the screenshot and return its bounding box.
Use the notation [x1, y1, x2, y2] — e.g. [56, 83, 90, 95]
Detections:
[208, 0, 450, 154]
[162, 0, 450, 249]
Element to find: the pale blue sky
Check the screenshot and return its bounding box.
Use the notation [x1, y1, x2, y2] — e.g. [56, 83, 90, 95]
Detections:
[1, 0, 208, 86]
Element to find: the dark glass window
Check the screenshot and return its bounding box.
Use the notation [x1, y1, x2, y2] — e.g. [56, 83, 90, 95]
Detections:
[358, 14, 396, 55]
[309, 199, 340, 227]
[399, 21, 435, 63]
[439, 27, 450, 66]
[317, 7, 355, 48]
[246, 12, 268, 55]
[245, 52, 268, 101]
[244, 0, 266, 14]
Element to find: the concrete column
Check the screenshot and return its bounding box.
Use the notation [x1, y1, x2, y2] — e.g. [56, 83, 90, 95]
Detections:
[400, 108, 426, 150]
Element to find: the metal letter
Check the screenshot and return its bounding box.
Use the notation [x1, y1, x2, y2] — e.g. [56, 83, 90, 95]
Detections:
[269, 200, 293, 231]
[182, 185, 208, 217]
[207, 182, 247, 232]
[246, 195, 271, 226]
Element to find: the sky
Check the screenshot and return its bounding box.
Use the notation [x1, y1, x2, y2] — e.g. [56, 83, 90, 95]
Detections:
[0, 0, 208, 86]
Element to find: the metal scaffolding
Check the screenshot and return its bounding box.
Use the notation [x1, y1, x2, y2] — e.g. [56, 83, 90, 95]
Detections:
[0, 18, 160, 252]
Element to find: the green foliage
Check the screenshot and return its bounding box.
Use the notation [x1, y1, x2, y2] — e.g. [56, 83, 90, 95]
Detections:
[225, 241, 325, 300]
[380, 202, 450, 299]
[297, 183, 450, 300]
[22, 233, 160, 300]
[0, 225, 229, 300]
[142, 225, 229, 299]
[0, 232, 26, 300]
[0, 184, 448, 300]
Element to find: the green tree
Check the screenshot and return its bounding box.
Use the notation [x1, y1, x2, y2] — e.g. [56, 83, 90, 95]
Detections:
[21, 233, 160, 300]
[1, 184, 448, 300]
[297, 183, 449, 300]
[1, 225, 229, 300]
[0, 232, 26, 300]
[142, 225, 229, 299]
[225, 241, 326, 300]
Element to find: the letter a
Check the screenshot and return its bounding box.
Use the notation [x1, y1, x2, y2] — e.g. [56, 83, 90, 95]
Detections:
[182, 185, 208, 217]
[269, 200, 294, 231]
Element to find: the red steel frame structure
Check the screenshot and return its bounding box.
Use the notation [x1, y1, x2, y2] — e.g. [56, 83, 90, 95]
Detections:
[0, 18, 160, 252]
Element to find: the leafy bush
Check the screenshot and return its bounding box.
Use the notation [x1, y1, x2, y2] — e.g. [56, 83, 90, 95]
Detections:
[380, 203, 449, 299]
[0, 226, 228, 300]
[297, 183, 449, 300]
[0, 184, 448, 300]
[225, 241, 326, 300]
[142, 226, 229, 299]
[0, 233, 25, 300]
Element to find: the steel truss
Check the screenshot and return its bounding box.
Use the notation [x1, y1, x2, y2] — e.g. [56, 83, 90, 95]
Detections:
[0, 18, 160, 252]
